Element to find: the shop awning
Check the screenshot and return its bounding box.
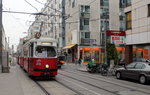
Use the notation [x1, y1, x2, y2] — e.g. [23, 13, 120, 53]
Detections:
[63, 44, 76, 49]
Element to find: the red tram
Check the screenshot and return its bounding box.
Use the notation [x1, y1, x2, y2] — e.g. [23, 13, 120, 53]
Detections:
[17, 37, 58, 77]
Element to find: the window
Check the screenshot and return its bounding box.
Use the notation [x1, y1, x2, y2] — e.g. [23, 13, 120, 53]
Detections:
[126, 11, 132, 30]
[80, 18, 89, 30]
[80, 5, 90, 13]
[35, 46, 56, 58]
[126, 62, 136, 69]
[85, 32, 90, 38]
[120, 0, 125, 8]
[125, 0, 131, 7]
[148, 4, 150, 17]
[100, 0, 109, 6]
[135, 63, 144, 69]
[81, 32, 90, 39]
[72, 0, 75, 8]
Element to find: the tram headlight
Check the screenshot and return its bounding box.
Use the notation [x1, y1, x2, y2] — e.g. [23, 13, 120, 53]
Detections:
[45, 64, 49, 68]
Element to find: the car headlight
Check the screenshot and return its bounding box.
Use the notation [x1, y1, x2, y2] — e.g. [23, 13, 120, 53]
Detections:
[45, 64, 49, 68]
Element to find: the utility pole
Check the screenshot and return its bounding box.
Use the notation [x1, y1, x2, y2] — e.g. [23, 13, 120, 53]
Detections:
[0, 0, 2, 72]
[104, 12, 108, 64]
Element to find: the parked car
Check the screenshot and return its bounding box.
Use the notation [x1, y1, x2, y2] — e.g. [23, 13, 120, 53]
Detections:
[133, 58, 150, 63]
[116, 62, 150, 84]
[57, 56, 66, 68]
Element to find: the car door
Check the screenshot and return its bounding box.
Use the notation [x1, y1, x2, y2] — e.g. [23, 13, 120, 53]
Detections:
[123, 62, 137, 79]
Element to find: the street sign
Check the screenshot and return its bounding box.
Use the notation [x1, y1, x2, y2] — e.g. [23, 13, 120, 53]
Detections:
[35, 32, 41, 39]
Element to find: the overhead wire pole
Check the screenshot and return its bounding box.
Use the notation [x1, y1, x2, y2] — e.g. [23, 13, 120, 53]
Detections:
[0, 0, 2, 72]
[104, 12, 108, 64]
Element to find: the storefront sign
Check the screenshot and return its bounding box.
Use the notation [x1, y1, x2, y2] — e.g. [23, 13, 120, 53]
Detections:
[111, 36, 125, 44]
[107, 30, 125, 36]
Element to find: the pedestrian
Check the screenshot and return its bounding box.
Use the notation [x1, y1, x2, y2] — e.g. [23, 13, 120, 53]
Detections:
[74, 56, 77, 65]
[78, 58, 82, 66]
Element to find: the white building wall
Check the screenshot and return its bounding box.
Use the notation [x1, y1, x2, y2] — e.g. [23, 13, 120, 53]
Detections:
[109, 0, 120, 30]
[125, 0, 150, 45]
[65, 0, 100, 46]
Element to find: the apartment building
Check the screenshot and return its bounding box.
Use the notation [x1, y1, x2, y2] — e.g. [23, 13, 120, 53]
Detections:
[63, 0, 124, 63]
[124, 0, 150, 64]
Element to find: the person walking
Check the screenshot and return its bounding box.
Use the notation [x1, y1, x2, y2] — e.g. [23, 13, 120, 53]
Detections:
[74, 56, 77, 65]
[78, 58, 82, 66]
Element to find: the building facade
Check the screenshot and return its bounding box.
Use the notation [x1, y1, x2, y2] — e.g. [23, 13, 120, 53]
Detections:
[124, 0, 150, 64]
[63, 0, 124, 63]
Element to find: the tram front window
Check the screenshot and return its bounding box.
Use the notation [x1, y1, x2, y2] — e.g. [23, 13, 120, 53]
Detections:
[35, 46, 56, 58]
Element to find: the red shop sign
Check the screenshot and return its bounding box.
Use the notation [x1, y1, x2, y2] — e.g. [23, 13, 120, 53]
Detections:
[106, 30, 126, 36]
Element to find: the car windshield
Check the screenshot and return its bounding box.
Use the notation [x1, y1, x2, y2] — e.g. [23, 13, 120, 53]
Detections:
[35, 46, 56, 58]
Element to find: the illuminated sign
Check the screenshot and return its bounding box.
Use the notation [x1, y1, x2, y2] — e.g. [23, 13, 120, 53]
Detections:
[111, 36, 125, 44]
[42, 42, 52, 45]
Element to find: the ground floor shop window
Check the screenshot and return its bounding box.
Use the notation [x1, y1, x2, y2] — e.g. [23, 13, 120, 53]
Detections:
[84, 50, 91, 61]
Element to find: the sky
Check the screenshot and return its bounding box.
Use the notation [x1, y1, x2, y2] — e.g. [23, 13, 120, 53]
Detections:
[3, 0, 46, 50]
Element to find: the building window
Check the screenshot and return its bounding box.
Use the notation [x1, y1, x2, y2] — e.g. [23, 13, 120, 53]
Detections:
[81, 32, 90, 38]
[80, 18, 89, 30]
[81, 5, 90, 13]
[148, 4, 150, 17]
[126, 11, 132, 30]
[100, 0, 109, 6]
[72, 0, 75, 8]
[100, 8, 109, 19]
[119, 0, 125, 8]
[125, 0, 131, 7]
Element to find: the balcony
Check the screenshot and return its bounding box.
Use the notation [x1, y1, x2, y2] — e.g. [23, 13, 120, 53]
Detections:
[80, 38, 96, 45]
[80, 25, 89, 31]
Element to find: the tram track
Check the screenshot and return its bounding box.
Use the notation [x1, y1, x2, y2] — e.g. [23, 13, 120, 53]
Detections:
[34, 78, 81, 95]
[34, 80, 51, 95]
[59, 70, 150, 95]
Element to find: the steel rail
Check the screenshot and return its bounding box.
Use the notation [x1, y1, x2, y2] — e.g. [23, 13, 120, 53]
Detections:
[59, 71, 150, 95]
[34, 80, 51, 95]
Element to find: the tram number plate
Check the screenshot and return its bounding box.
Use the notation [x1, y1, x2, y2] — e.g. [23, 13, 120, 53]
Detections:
[44, 72, 49, 75]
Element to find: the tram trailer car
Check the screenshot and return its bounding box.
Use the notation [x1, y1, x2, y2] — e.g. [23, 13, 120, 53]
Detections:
[20, 37, 58, 77]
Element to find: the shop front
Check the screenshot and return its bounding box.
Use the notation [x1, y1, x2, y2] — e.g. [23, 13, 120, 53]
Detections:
[79, 47, 100, 64]
[133, 48, 149, 59]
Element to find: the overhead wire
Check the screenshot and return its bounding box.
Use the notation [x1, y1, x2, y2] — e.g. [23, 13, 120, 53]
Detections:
[24, 0, 38, 12]
[35, 0, 61, 13]
[3, 6, 27, 30]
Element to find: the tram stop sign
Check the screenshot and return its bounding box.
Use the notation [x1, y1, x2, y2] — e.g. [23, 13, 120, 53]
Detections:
[35, 32, 41, 39]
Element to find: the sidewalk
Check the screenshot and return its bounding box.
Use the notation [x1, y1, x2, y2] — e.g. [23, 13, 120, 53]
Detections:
[0, 65, 44, 95]
[77, 64, 88, 72]
[0, 66, 24, 95]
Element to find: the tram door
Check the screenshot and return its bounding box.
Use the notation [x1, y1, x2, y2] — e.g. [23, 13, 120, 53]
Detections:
[28, 43, 34, 72]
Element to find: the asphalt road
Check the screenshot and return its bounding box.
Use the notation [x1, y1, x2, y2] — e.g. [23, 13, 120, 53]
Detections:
[56, 64, 150, 95]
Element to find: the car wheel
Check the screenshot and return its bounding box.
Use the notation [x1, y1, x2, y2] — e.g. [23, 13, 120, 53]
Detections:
[116, 72, 121, 79]
[139, 75, 146, 84]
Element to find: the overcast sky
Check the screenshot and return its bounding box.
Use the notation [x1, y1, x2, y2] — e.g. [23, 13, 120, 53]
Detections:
[3, 0, 46, 49]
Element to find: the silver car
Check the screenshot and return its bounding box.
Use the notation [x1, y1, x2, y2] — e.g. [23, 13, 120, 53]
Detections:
[116, 62, 150, 84]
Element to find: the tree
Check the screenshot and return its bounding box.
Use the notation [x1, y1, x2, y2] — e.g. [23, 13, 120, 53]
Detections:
[107, 43, 118, 65]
